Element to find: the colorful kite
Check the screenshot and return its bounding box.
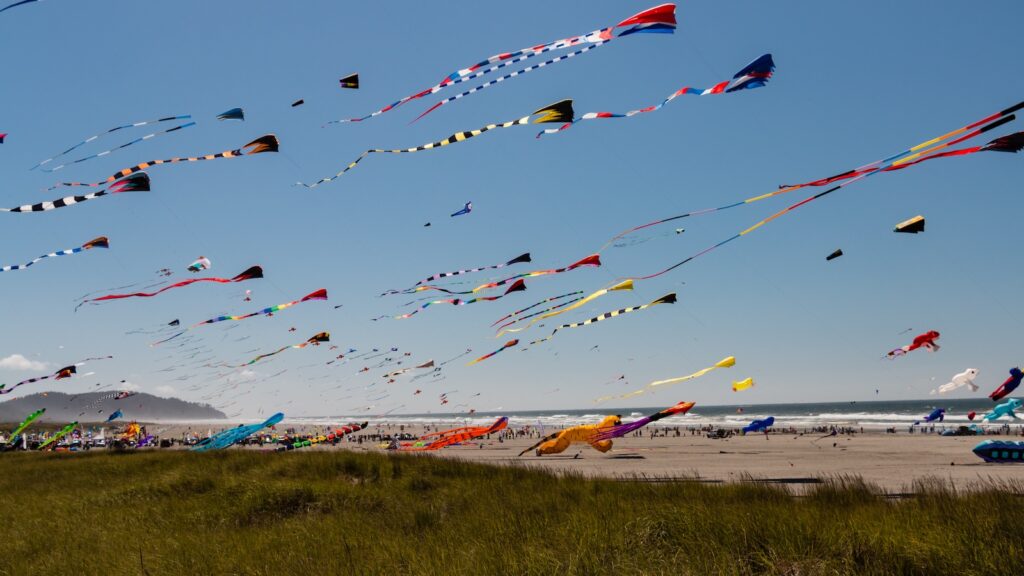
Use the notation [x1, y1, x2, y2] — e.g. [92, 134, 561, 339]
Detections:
[276, 421, 367, 451]
[917, 408, 946, 424]
[538, 54, 774, 137]
[187, 257, 211, 273]
[0, 365, 77, 396]
[51, 135, 278, 189]
[518, 415, 622, 456]
[743, 416, 775, 433]
[396, 279, 526, 319]
[339, 73, 359, 89]
[328, 4, 675, 125]
[972, 439, 1024, 463]
[982, 399, 1021, 422]
[933, 369, 980, 395]
[38, 422, 78, 451]
[607, 356, 735, 401]
[451, 202, 472, 217]
[493, 292, 585, 335]
[217, 108, 245, 121]
[192, 413, 283, 452]
[990, 368, 1023, 401]
[2, 172, 150, 214]
[241, 332, 329, 366]
[8, 408, 45, 441]
[30, 115, 193, 171]
[0, 133, 5, 143]
[384, 253, 532, 295]
[491, 290, 583, 327]
[826, 249, 843, 261]
[529, 293, 676, 345]
[39, 121, 197, 173]
[467, 340, 518, 365]
[593, 401, 695, 441]
[105, 410, 123, 423]
[894, 215, 925, 234]
[732, 378, 755, 392]
[886, 330, 940, 358]
[302, 101, 573, 187]
[1, 236, 109, 273]
[402, 417, 508, 451]
[496, 281, 632, 336]
[82, 265, 262, 303]
[472, 253, 600, 293]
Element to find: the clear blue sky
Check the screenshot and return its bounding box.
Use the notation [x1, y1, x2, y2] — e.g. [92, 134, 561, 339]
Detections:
[1, 0, 1022, 417]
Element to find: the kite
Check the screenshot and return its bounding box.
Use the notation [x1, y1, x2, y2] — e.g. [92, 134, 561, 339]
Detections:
[742, 416, 775, 433]
[972, 440, 1024, 463]
[30, 115, 192, 171]
[152, 289, 327, 345]
[2, 172, 150, 214]
[217, 108, 244, 121]
[39, 121, 198, 173]
[894, 215, 925, 234]
[882, 131, 1024, 171]
[339, 74, 359, 89]
[385, 253, 532, 295]
[610, 101, 1024, 280]
[114, 391, 136, 400]
[451, 202, 472, 217]
[276, 422, 367, 451]
[329, 4, 674, 125]
[192, 413, 284, 452]
[732, 378, 755, 392]
[538, 54, 774, 137]
[472, 253, 600, 293]
[168, 319, 180, 327]
[493, 293, 585, 336]
[302, 100, 574, 187]
[38, 422, 78, 451]
[0, 133, 5, 143]
[51, 135, 278, 189]
[291, 99, 305, 107]
[500, 279, 633, 337]
[933, 369, 980, 395]
[529, 293, 676, 346]
[396, 279, 526, 319]
[886, 330, 940, 358]
[609, 356, 735, 401]
[8, 408, 45, 442]
[402, 417, 508, 451]
[917, 408, 946, 424]
[491, 290, 583, 328]
[105, 410, 123, 423]
[82, 265, 262, 303]
[990, 368, 1023, 401]
[1, 236, 109, 274]
[593, 401, 696, 441]
[0, 365, 77, 396]
[982, 399, 1021, 422]
[518, 415, 621, 456]
[467, 340, 518, 365]
[188, 257, 211, 273]
[241, 332, 330, 366]
[826, 249, 843, 261]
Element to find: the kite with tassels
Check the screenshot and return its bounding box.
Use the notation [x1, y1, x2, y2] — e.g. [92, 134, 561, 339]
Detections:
[385, 253, 533, 296]
[2, 236, 109, 273]
[50, 135, 278, 189]
[471, 253, 600, 293]
[593, 401, 696, 442]
[2, 173, 150, 214]
[240, 332, 330, 366]
[339, 73, 359, 89]
[529, 293, 676, 346]
[495, 280, 633, 336]
[0, 356, 112, 396]
[492, 290, 583, 328]
[396, 279, 526, 319]
[30, 115, 193, 171]
[468, 340, 518, 365]
[604, 356, 736, 402]
[613, 101, 1024, 281]
[539, 54, 775, 137]
[152, 289, 327, 346]
[329, 4, 675, 125]
[81, 266, 262, 304]
[39, 121, 197, 173]
[302, 101, 573, 187]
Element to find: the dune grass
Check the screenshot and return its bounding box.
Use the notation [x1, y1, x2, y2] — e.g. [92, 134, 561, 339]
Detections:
[1, 450, 1022, 575]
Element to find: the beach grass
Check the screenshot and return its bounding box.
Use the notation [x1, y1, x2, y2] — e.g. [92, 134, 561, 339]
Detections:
[1, 450, 1022, 575]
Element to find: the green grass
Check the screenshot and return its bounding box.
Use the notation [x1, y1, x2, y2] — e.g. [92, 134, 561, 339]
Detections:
[1, 450, 1022, 575]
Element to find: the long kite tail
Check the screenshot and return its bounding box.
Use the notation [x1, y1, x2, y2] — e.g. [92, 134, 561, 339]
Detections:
[407, 252, 532, 290]
[1, 236, 109, 273]
[2, 173, 151, 214]
[298, 100, 574, 188]
[241, 332, 329, 366]
[467, 340, 519, 365]
[397, 279, 526, 319]
[529, 293, 677, 345]
[30, 115, 193, 171]
[472, 253, 599, 293]
[85, 266, 263, 303]
[538, 53, 775, 137]
[594, 401, 696, 441]
[52, 135, 279, 189]
[40, 121, 198, 173]
[496, 280, 633, 336]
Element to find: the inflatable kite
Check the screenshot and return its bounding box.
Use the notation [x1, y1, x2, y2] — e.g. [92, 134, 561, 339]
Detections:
[894, 215, 925, 234]
[82, 265, 262, 303]
[192, 412, 283, 452]
[539, 53, 774, 137]
[241, 332, 329, 366]
[1, 236, 108, 273]
[105, 410, 123, 423]
[330, 4, 675, 125]
[339, 73, 359, 89]
[518, 415, 622, 456]
[467, 340, 518, 365]
[743, 416, 775, 433]
[609, 356, 735, 401]
[276, 422, 367, 451]
[593, 401, 695, 441]
[917, 408, 946, 424]
[981, 398, 1021, 422]
[51, 135, 277, 189]
[396, 279, 525, 319]
[472, 253, 600, 293]
[38, 422, 78, 451]
[216, 108, 245, 121]
[826, 249, 843, 261]
[989, 368, 1023, 401]
[529, 293, 676, 345]
[402, 417, 508, 451]
[2, 172, 150, 214]
[301, 100, 573, 188]
[887, 330, 940, 358]
[973, 440, 1024, 463]
[492, 290, 583, 327]
[732, 378, 755, 392]
[8, 408, 45, 443]
[0, 365, 77, 396]
[187, 257, 211, 273]
[451, 202, 472, 217]
[934, 369, 979, 395]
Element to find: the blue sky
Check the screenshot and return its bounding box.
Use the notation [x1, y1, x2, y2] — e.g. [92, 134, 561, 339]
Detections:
[1, 0, 1022, 417]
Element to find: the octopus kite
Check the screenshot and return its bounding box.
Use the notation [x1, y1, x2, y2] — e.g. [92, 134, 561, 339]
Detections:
[402, 417, 508, 451]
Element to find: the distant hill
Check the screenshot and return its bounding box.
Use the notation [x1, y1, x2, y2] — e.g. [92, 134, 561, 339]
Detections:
[0, 391, 226, 423]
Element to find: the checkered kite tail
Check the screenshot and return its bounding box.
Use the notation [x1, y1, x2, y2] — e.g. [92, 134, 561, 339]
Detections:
[1, 236, 109, 273]
[30, 115, 192, 171]
[40, 121, 197, 173]
[1, 173, 150, 213]
[529, 293, 676, 345]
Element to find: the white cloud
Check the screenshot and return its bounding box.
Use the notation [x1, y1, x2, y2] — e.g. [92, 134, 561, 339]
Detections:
[0, 354, 50, 372]
[155, 385, 176, 396]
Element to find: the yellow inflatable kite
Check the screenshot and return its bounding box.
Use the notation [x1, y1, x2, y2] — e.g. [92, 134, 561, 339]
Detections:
[518, 415, 621, 456]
